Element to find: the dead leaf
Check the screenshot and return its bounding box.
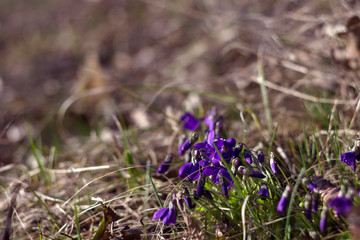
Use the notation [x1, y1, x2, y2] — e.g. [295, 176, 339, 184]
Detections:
[120, 225, 142, 240]
[101, 203, 120, 225]
[310, 176, 340, 204]
[99, 230, 111, 240]
[332, 16, 360, 70]
[92, 203, 120, 240]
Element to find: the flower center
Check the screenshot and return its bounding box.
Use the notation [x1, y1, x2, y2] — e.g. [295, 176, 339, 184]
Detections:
[222, 145, 229, 153]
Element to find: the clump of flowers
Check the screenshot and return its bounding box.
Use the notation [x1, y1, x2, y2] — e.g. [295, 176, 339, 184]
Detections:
[152, 108, 360, 239]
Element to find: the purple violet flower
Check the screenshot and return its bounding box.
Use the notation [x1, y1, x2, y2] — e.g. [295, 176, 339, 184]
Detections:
[179, 161, 200, 181]
[257, 151, 265, 163]
[270, 152, 278, 175]
[195, 137, 236, 166]
[153, 200, 177, 225]
[340, 151, 357, 171]
[180, 112, 200, 131]
[238, 166, 266, 179]
[277, 185, 292, 213]
[320, 207, 328, 233]
[258, 184, 269, 200]
[304, 194, 312, 221]
[204, 107, 218, 131]
[204, 164, 234, 185]
[179, 149, 206, 181]
[328, 196, 352, 217]
[244, 151, 252, 165]
[340, 138, 360, 171]
[193, 142, 214, 157]
[157, 153, 173, 174]
[212, 138, 236, 164]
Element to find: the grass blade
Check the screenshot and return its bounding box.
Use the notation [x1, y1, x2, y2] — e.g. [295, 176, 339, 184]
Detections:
[92, 217, 106, 240]
[149, 174, 163, 208]
[27, 125, 49, 185]
[75, 203, 81, 240]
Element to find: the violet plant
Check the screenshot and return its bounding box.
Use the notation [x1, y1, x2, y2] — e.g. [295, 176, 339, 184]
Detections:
[152, 108, 360, 239]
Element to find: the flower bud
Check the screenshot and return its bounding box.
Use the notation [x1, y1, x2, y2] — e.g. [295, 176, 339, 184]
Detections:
[270, 152, 278, 175]
[180, 112, 200, 131]
[233, 143, 243, 158]
[320, 207, 328, 233]
[178, 134, 187, 155]
[258, 184, 269, 200]
[231, 157, 242, 177]
[183, 186, 194, 209]
[312, 192, 319, 213]
[304, 194, 312, 221]
[238, 166, 266, 179]
[302, 178, 317, 192]
[257, 151, 265, 163]
[277, 185, 292, 213]
[195, 173, 205, 198]
[244, 151, 252, 164]
[157, 153, 174, 174]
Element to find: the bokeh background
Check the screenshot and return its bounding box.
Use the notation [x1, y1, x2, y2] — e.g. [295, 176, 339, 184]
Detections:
[2, 0, 360, 143]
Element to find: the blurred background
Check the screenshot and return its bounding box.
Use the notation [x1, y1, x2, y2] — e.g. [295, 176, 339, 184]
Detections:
[2, 0, 360, 162]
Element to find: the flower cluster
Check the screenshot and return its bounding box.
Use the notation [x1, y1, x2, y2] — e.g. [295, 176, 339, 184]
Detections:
[152, 109, 359, 237]
[176, 109, 279, 203]
[154, 108, 280, 225]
